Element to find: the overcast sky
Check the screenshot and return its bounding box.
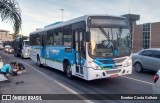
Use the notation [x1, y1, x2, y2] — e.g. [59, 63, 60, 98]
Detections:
[0, 0, 159, 36]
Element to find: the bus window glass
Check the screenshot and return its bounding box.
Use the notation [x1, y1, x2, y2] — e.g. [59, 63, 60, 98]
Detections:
[75, 32, 78, 50]
[54, 32, 62, 45]
[47, 31, 54, 45]
[64, 27, 72, 46]
[30, 33, 41, 46]
[89, 27, 131, 57]
[36, 34, 41, 46]
[24, 41, 29, 46]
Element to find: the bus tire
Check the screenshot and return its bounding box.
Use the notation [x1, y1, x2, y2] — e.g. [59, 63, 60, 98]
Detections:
[14, 52, 18, 57]
[37, 56, 42, 67]
[64, 63, 72, 78]
[21, 53, 24, 59]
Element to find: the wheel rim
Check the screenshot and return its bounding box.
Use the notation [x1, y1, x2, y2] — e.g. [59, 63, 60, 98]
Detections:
[135, 64, 142, 72]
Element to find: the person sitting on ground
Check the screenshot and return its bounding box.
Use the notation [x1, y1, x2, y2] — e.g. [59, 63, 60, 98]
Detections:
[13, 62, 26, 74]
[0, 62, 14, 76]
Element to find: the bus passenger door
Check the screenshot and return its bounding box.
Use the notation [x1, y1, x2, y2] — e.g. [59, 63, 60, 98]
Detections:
[41, 35, 47, 65]
[74, 30, 85, 76]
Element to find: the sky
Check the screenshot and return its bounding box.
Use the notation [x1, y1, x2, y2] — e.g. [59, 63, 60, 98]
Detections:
[0, 0, 160, 36]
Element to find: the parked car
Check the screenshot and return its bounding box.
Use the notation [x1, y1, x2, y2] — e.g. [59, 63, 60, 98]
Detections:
[8, 47, 14, 54]
[153, 70, 160, 94]
[132, 48, 160, 73]
[4, 45, 11, 53]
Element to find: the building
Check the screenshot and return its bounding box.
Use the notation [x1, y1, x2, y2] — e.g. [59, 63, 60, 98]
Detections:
[122, 14, 140, 48]
[133, 22, 160, 52]
[0, 29, 13, 42]
[122, 14, 160, 53]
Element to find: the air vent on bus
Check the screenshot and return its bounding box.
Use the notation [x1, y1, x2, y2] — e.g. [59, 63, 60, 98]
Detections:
[99, 58, 126, 64]
[106, 69, 121, 74]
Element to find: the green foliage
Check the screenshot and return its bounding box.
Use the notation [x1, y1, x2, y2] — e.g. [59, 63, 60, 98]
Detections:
[0, 0, 22, 35]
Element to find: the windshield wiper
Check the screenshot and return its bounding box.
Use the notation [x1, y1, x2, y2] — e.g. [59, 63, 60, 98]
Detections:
[99, 26, 110, 40]
[99, 26, 114, 51]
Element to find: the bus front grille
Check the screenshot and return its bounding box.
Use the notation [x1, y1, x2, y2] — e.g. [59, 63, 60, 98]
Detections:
[106, 69, 121, 74]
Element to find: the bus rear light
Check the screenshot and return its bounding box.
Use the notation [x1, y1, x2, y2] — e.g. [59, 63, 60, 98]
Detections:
[154, 74, 159, 83]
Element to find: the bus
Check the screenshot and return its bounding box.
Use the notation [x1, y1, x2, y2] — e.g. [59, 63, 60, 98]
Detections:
[29, 15, 132, 80]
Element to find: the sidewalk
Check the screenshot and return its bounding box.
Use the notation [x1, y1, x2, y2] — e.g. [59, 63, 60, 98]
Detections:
[0, 52, 85, 103]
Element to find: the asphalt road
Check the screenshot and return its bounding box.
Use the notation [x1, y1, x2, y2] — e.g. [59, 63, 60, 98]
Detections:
[0, 51, 158, 103]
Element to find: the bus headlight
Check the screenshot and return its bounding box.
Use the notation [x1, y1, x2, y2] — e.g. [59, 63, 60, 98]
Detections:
[89, 61, 101, 70]
[123, 58, 132, 67]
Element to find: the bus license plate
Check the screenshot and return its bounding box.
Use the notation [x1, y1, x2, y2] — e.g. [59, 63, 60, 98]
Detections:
[110, 74, 118, 78]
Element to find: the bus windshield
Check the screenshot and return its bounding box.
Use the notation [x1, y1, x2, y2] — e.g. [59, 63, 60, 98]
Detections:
[24, 41, 29, 46]
[89, 27, 131, 57]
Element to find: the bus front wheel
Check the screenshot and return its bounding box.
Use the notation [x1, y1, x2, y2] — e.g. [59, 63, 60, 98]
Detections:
[65, 63, 72, 78]
[14, 52, 18, 57]
[21, 52, 24, 59]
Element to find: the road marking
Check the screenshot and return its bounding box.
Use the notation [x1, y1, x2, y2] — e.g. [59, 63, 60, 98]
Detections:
[1, 52, 154, 95]
[13, 56, 93, 103]
[3, 53, 154, 86]
[121, 76, 154, 85]
[0, 52, 93, 102]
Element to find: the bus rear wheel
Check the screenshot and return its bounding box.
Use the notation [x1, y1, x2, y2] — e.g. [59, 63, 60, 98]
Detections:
[65, 63, 72, 78]
[37, 56, 42, 67]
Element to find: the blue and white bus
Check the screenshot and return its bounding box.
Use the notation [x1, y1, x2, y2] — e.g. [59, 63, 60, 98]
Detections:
[29, 15, 132, 80]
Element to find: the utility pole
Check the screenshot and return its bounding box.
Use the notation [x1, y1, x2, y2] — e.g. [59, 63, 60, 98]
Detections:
[60, 9, 64, 21]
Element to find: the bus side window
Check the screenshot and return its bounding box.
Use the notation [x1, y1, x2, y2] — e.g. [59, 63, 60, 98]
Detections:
[47, 30, 54, 45]
[54, 28, 63, 46]
[63, 25, 72, 47]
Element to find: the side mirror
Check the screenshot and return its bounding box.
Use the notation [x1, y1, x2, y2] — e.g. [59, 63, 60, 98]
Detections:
[86, 31, 90, 42]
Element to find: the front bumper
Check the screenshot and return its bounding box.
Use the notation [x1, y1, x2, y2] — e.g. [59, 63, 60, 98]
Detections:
[87, 65, 132, 80]
[22, 53, 30, 58]
[8, 50, 14, 54]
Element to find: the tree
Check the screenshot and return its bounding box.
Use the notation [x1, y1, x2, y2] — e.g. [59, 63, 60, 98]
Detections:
[0, 0, 21, 36]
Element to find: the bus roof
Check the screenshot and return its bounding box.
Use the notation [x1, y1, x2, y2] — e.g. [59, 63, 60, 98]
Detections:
[30, 14, 126, 35]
